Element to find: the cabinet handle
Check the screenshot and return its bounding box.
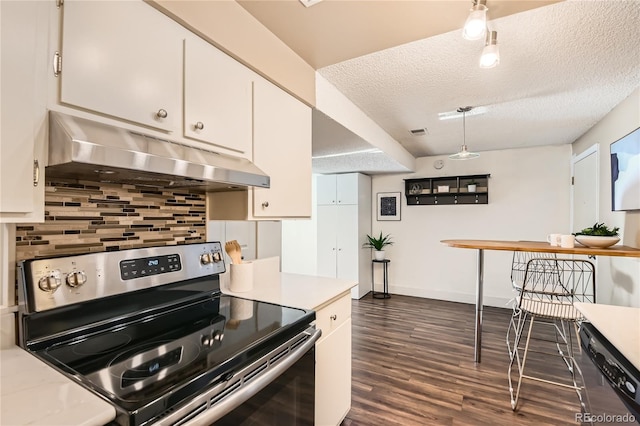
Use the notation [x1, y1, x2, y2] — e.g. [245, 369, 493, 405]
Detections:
[53, 52, 62, 77]
[33, 160, 40, 186]
[262, 201, 269, 208]
[156, 109, 168, 119]
[330, 314, 337, 321]
[194, 121, 204, 130]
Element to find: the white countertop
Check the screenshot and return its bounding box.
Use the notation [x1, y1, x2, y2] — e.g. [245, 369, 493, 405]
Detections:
[222, 271, 357, 310]
[0, 346, 116, 426]
[574, 302, 640, 370]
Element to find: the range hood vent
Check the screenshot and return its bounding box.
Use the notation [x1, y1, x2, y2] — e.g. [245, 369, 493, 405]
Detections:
[46, 111, 270, 191]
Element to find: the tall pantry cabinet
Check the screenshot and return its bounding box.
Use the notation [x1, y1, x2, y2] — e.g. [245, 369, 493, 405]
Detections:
[316, 173, 372, 299]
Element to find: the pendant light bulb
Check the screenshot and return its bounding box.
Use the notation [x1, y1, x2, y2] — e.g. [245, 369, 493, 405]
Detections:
[449, 107, 480, 160]
[463, 0, 488, 41]
[480, 31, 500, 68]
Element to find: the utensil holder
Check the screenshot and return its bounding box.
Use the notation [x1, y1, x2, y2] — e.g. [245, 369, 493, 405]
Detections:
[229, 262, 254, 292]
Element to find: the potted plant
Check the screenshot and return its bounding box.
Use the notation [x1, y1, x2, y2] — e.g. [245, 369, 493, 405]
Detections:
[573, 222, 620, 248]
[363, 232, 393, 260]
[467, 179, 477, 193]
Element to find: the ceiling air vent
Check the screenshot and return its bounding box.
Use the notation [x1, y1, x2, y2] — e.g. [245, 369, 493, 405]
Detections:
[409, 128, 428, 136]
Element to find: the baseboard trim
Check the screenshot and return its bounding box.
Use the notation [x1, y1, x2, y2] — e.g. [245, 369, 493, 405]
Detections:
[384, 285, 513, 309]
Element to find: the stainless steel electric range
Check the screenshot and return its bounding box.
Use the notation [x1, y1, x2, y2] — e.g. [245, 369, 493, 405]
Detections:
[17, 242, 320, 426]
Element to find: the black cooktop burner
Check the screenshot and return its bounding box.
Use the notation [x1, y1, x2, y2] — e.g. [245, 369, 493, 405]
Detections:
[71, 333, 132, 356]
[35, 294, 313, 408]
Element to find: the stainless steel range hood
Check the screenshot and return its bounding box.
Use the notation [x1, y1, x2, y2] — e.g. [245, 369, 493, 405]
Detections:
[46, 111, 270, 190]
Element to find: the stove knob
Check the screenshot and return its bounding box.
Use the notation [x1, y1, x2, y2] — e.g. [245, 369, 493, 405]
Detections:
[212, 251, 222, 262]
[212, 330, 224, 342]
[201, 330, 224, 347]
[201, 335, 212, 347]
[66, 271, 87, 288]
[200, 253, 213, 265]
[38, 271, 62, 293]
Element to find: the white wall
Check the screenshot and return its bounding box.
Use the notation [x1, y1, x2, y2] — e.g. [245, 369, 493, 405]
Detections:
[572, 88, 640, 308]
[371, 144, 572, 307]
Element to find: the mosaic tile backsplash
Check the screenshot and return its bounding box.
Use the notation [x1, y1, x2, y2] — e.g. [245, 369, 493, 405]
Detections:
[15, 179, 206, 261]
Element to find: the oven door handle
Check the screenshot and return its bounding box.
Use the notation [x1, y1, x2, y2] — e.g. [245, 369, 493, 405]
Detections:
[178, 326, 321, 426]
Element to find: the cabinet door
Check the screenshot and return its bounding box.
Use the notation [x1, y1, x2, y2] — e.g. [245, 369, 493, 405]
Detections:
[336, 205, 359, 281]
[0, 0, 47, 220]
[316, 205, 337, 278]
[60, 0, 182, 132]
[336, 173, 359, 205]
[184, 35, 252, 156]
[253, 78, 312, 217]
[316, 174, 337, 205]
[316, 318, 352, 426]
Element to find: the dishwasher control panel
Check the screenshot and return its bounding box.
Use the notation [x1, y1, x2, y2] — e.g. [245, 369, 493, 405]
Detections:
[580, 323, 639, 417]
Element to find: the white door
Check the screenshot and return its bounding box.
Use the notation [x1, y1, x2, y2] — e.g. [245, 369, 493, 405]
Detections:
[572, 145, 599, 232]
[317, 205, 337, 278]
[336, 205, 358, 281]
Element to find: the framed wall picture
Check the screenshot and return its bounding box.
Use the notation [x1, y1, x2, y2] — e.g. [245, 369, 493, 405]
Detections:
[377, 192, 401, 221]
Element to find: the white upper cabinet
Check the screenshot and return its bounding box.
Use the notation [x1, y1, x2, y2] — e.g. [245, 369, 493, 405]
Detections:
[317, 173, 360, 205]
[0, 0, 48, 221]
[206, 76, 312, 220]
[60, 0, 183, 132]
[184, 35, 252, 156]
[252, 77, 312, 218]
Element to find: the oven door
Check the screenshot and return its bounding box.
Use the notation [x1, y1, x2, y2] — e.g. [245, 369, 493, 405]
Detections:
[578, 323, 639, 425]
[157, 326, 320, 426]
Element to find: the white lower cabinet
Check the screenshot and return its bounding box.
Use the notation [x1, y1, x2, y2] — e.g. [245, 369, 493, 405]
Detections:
[315, 292, 352, 426]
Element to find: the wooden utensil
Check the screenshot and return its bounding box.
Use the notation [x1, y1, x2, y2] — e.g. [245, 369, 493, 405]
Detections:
[224, 240, 242, 264]
[233, 240, 242, 260]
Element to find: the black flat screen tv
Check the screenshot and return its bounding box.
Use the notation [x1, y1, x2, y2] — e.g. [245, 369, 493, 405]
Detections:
[610, 126, 640, 211]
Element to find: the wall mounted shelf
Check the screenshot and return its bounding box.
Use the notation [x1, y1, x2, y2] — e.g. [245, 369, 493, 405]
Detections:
[404, 174, 490, 205]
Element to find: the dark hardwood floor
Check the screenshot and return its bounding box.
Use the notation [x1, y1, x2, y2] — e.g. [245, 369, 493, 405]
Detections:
[341, 294, 604, 426]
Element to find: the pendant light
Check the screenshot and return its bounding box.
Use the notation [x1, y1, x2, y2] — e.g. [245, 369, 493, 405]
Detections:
[479, 31, 500, 68]
[462, 0, 488, 41]
[449, 107, 480, 160]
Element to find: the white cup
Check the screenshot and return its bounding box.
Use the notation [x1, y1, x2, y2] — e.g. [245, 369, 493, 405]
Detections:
[560, 234, 575, 248]
[546, 234, 561, 246]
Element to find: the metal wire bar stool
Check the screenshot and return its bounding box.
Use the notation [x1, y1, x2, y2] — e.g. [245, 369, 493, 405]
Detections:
[506, 251, 558, 359]
[507, 258, 595, 415]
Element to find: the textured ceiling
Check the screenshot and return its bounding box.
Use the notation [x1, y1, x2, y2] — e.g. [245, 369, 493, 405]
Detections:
[238, 0, 640, 173]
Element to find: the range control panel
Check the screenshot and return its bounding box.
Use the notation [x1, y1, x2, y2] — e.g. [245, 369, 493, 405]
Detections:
[19, 242, 226, 313]
[120, 254, 182, 280]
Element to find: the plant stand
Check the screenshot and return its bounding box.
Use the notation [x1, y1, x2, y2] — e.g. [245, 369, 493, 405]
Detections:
[371, 259, 391, 299]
